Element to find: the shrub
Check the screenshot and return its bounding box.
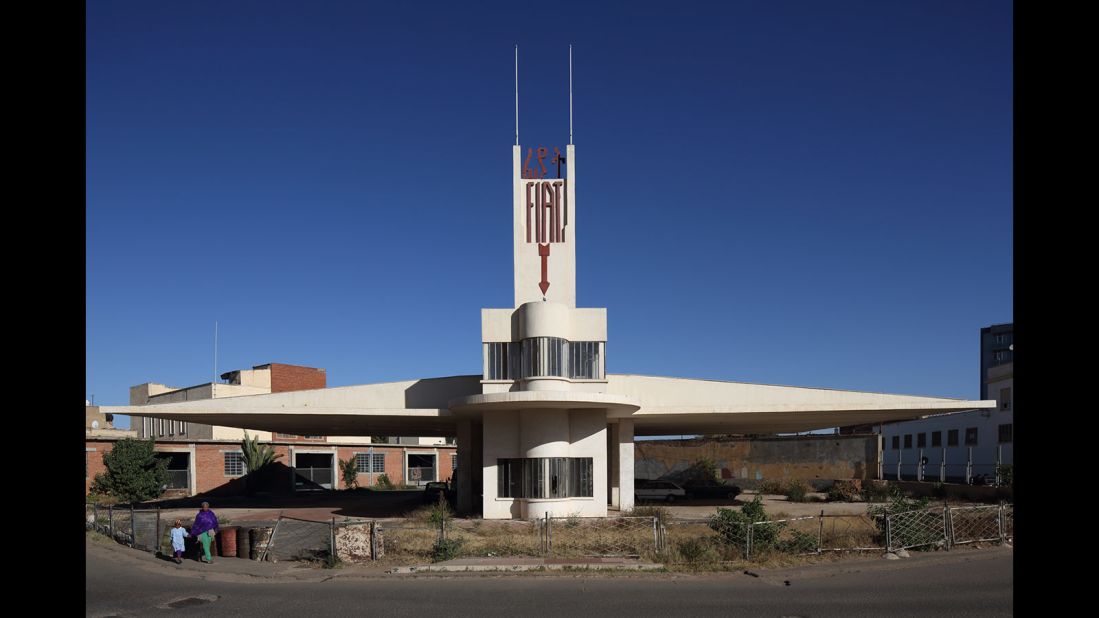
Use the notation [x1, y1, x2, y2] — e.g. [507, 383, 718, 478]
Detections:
[710, 496, 784, 550]
[91, 438, 169, 504]
[428, 494, 453, 526]
[757, 480, 785, 495]
[624, 505, 671, 524]
[785, 480, 811, 503]
[338, 456, 359, 490]
[997, 464, 1013, 489]
[433, 538, 464, 562]
[675, 538, 720, 566]
[827, 480, 862, 502]
[861, 480, 891, 503]
[374, 474, 394, 490]
[323, 553, 342, 569]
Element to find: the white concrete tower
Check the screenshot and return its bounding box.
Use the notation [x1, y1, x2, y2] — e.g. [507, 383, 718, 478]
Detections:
[450, 132, 638, 518]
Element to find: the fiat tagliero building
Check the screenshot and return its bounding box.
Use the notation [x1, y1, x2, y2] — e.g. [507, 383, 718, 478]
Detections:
[105, 135, 994, 519]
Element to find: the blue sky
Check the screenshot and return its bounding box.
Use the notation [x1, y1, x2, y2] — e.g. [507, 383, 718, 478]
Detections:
[86, 1, 1013, 429]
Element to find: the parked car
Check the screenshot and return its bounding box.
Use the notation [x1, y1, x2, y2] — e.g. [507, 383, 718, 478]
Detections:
[634, 479, 687, 503]
[422, 481, 450, 505]
[682, 480, 741, 501]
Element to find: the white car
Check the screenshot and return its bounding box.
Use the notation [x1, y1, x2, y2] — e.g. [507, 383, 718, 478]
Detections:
[635, 479, 687, 503]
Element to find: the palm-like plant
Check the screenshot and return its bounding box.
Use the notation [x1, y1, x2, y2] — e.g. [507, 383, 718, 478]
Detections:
[240, 431, 284, 494]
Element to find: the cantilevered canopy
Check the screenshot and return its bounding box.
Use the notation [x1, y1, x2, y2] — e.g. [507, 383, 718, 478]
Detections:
[102, 374, 993, 437]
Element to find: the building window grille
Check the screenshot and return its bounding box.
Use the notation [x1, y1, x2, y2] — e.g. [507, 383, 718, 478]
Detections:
[372, 453, 385, 473]
[486, 339, 605, 380]
[497, 457, 593, 499]
[998, 424, 1013, 443]
[903, 434, 912, 449]
[224, 452, 245, 477]
[965, 427, 978, 446]
[947, 429, 959, 447]
[999, 387, 1012, 411]
[931, 431, 942, 447]
[355, 453, 371, 474]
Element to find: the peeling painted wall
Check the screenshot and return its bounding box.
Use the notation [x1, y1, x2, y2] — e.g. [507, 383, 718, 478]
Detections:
[635, 435, 879, 484]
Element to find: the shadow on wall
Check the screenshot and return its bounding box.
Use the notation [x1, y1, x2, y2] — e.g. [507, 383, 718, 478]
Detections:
[403, 376, 482, 409]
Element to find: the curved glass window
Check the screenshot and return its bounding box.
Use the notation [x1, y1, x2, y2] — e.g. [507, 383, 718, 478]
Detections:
[484, 339, 604, 380]
[497, 457, 594, 498]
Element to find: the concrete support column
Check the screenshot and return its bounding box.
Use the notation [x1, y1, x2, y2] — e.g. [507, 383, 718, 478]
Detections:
[608, 423, 621, 508]
[618, 420, 634, 512]
[456, 419, 473, 515]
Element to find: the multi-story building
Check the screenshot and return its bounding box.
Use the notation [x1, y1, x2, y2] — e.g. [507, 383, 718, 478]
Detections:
[980, 323, 1013, 399]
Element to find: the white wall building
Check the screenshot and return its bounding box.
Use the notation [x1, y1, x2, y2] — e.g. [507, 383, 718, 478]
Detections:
[879, 361, 1012, 483]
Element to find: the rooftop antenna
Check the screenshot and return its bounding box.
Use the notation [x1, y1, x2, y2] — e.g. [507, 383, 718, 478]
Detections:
[569, 44, 573, 145]
[214, 320, 218, 384]
[515, 45, 519, 145]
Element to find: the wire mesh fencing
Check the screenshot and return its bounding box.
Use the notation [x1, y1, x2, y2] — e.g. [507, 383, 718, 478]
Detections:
[886, 506, 948, 551]
[819, 514, 886, 552]
[445, 519, 541, 558]
[1000, 503, 1013, 541]
[948, 505, 1002, 546]
[266, 516, 333, 562]
[747, 516, 819, 559]
[375, 521, 440, 563]
[543, 516, 660, 559]
[661, 517, 746, 564]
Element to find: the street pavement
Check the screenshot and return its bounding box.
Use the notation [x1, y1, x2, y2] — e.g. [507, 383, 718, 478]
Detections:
[86, 537, 1012, 617]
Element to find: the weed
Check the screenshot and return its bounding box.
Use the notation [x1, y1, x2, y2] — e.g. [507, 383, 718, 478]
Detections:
[785, 480, 811, 503]
[432, 538, 464, 562]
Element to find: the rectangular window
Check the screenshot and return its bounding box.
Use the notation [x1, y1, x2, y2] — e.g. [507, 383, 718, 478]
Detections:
[355, 453, 370, 473]
[168, 421, 175, 436]
[497, 457, 593, 498]
[903, 434, 912, 449]
[965, 427, 978, 446]
[180, 422, 187, 436]
[999, 387, 1012, 411]
[276, 433, 296, 439]
[372, 453, 385, 473]
[947, 429, 959, 447]
[917, 433, 926, 448]
[891, 436, 899, 450]
[998, 424, 1013, 443]
[224, 452, 244, 477]
[931, 431, 942, 447]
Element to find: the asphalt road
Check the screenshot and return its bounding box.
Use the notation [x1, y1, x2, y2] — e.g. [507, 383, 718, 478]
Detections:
[87, 544, 1012, 617]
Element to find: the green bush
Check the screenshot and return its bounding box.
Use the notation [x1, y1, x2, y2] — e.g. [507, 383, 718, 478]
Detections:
[861, 481, 891, 503]
[374, 474, 395, 490]
[432, 538, 464, 562]
[710, 496, 784, 550]
[428, 494, 453, 526]
[91, 438, 169, 504]
[785, 480, 811, 503]
[675, 538, 720, 565]
[338, 456, 359, 490]
[997, 464, 1013, 489]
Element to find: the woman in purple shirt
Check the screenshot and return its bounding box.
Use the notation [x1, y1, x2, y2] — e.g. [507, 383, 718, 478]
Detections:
[191, 502, 219, 563]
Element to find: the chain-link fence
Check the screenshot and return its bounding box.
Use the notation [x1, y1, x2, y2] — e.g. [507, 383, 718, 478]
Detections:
[266, 516, 333, 562]
[886, 506, 948, 551]
[542, 516, 660, 559]
[1001, 503, 1013, 541]
[661, 517, 746, 564]
[948, 505, 1002, 546]
[819, 514, 885, 552]
[375, 521, 440, 562]
[445, 519, 541, 557]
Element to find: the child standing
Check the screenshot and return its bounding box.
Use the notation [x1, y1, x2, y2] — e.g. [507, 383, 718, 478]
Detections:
[170, 519, 190, 564]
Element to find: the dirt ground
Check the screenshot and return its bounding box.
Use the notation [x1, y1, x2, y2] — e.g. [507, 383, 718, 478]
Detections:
[147, 488, 875, 527]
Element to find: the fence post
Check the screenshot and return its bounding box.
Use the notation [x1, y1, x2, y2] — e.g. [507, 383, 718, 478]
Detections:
[370, 521, 378, 561]
[545, 511, 551, 556]
[940, 448, 946, 483]
[997, 501, 1005, 543]
[651, 517, 659, 554]
[93, 504, 99, 533]
[817, 510, 824, 554]
[262, 514, 283, 563]
[331, 517, 336, 559]
[109, 504, 114, 539]
[885, 514, 892, 552]
[896, 451, 902, 481]
[156, 507, 162, 555]
[943, 504, 952, 550]
[130, 504, 136, 547]
[746, 523, 753, 560]
[917, 449, 924, 482]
